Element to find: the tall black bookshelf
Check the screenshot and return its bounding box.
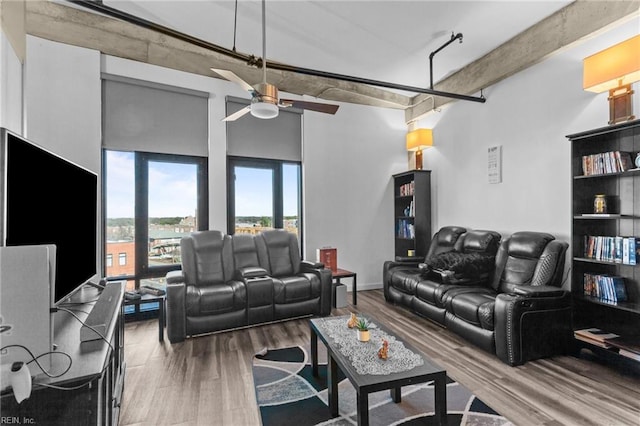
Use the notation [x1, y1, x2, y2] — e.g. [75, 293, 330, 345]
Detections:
[567, 119, 640, 372]
[393, 170, 432, 260]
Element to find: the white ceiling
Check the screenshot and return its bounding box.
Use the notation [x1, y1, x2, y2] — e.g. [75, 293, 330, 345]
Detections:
[102, 0, 573, 89]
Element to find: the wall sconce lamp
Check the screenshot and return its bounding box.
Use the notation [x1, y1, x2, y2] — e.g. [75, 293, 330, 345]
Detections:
[406, 128, 433, 170]
[583, 34, 640, 125]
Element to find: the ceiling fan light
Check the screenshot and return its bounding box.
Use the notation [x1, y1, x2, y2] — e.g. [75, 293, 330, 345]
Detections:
[251, 101, 279, 119]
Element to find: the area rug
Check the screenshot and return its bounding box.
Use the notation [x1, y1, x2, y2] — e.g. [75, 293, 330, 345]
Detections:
[253, 345, 512, 426]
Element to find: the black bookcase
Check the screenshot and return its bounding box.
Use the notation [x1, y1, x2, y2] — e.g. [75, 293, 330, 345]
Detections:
[393, 170, 432, 260]
[567, 119, 640, 371]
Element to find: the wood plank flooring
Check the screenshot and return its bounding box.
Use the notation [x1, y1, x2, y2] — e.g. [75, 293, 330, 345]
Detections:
[120, 290, 640, 426]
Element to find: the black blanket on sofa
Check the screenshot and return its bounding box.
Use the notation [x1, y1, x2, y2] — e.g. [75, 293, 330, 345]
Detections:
[423, 251, 495, 283]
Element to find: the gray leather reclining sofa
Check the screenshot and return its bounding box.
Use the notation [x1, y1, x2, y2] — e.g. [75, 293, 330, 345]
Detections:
[166, 229, 332, 343]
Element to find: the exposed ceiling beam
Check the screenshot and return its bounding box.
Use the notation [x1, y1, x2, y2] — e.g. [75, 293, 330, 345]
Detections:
[25, 0, 413, 110]
[405, 0, 640, 123]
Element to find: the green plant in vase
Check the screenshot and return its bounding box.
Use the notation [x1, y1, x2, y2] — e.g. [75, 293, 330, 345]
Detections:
[356, 318, 370, 342]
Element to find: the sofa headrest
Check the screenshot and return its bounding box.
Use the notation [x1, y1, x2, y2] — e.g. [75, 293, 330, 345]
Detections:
[507, 231, 555, 258]
[435, 226, 467, 246]
[462, 230, 501, 254]
[261, 229, 292, 247]
[190, 230, 224, 246]
[232, 233, 257, 254]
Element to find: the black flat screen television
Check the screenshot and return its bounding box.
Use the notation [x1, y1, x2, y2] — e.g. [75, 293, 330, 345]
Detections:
[0, 128, 98, 306]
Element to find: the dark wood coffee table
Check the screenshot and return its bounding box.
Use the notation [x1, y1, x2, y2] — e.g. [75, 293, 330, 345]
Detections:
[310, 315, 447, 426]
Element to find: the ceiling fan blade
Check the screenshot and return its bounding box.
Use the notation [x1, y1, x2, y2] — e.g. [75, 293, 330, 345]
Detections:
[222, 105, 252, 122]
[280, 99, 339, 115]
[211, 68, 256, 94]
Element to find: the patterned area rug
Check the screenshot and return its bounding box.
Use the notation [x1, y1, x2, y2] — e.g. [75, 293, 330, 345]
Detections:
[253, 345, 512, 426]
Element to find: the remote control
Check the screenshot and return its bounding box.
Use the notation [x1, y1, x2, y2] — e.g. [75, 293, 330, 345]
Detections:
[124, 291, 141, 300]
[139, 286, 166, 296]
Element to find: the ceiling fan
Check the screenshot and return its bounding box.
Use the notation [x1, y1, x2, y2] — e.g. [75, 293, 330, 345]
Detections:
[211, 0, 339, 122]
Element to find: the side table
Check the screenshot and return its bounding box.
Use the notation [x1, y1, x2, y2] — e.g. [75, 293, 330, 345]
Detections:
[124, 293, 166, 341]
[332, 268, 357, 305]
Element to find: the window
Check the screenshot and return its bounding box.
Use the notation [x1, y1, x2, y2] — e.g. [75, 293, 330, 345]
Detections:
[228, 157, 302, 243]
[104, 150, 208, 316]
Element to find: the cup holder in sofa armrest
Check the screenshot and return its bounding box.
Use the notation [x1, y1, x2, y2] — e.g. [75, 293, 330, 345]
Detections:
[236, 266, 269, 279]
[510, 285, 567, 298]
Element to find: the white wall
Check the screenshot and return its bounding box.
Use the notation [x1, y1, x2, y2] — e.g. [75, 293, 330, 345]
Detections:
[0, 30, 23, 133]
[416, 18, 640, 289]
[303, 103, 407, 290]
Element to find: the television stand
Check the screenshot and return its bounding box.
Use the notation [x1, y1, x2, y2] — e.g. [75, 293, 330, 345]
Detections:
[0, 281, 126, 425]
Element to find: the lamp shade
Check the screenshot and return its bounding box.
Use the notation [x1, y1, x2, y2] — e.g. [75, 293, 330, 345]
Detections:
[406, 128, 433, 151]
[583, 35, 640, 93]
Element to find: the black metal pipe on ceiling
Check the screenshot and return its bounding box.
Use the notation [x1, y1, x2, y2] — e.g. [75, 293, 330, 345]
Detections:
[68, 0, 486, 104]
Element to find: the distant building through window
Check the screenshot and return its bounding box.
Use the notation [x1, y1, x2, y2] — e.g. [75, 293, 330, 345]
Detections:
[119, 252, 126, 266]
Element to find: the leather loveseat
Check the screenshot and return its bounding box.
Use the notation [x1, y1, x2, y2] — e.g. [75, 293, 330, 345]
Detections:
[383, 227, 572, 366]
[166, 229, 332, 343]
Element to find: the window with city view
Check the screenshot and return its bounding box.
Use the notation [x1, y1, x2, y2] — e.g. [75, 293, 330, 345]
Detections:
[229, 159, 301, 241]
[105, 150, 207, 315]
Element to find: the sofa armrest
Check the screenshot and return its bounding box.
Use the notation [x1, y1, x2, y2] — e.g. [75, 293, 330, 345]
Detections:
[166, 281, 187, 343]
[166, 269, 185, 284]
[383, 259, 422, 301]
[494, 291, 573, 366]
[301, 260, 324, 270]
[300, 263, 332, 315]
[235, 266, 269, 280]
[510, 285, 567, 298]
[395, 256, 422, 263]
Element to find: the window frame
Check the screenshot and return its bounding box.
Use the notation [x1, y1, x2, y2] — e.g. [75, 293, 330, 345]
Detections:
[227, 156, 303, 249]
[102, 149, 209, 283]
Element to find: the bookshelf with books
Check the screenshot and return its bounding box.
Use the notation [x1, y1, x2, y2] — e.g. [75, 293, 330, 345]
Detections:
[392, 170, 431, 260]
[568, 119, 640, 370]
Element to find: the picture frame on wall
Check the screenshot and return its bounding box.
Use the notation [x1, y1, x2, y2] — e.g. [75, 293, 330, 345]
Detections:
[488, 145, 502, 184]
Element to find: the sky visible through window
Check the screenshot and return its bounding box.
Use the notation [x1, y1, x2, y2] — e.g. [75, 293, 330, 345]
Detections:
[106, 151, 299, 218]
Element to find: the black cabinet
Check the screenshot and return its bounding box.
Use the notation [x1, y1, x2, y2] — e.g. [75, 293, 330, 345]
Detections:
[393, 170, 432, 260]
[1, 282, 126, 425]
[567, 120, 640, 370]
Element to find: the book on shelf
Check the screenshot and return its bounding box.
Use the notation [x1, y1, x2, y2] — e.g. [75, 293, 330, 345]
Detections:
[583, 235, 640, 265]
[398, 181, 414, 197]
[403, 200, 415, 217]
[582, 273, 627, 302]
[574, 328, 620, 348]
[619, 349, 640, 361]
[581, 151, 633, 176]
[603, 336, 640, 355]
[396, 219, 415, 239]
